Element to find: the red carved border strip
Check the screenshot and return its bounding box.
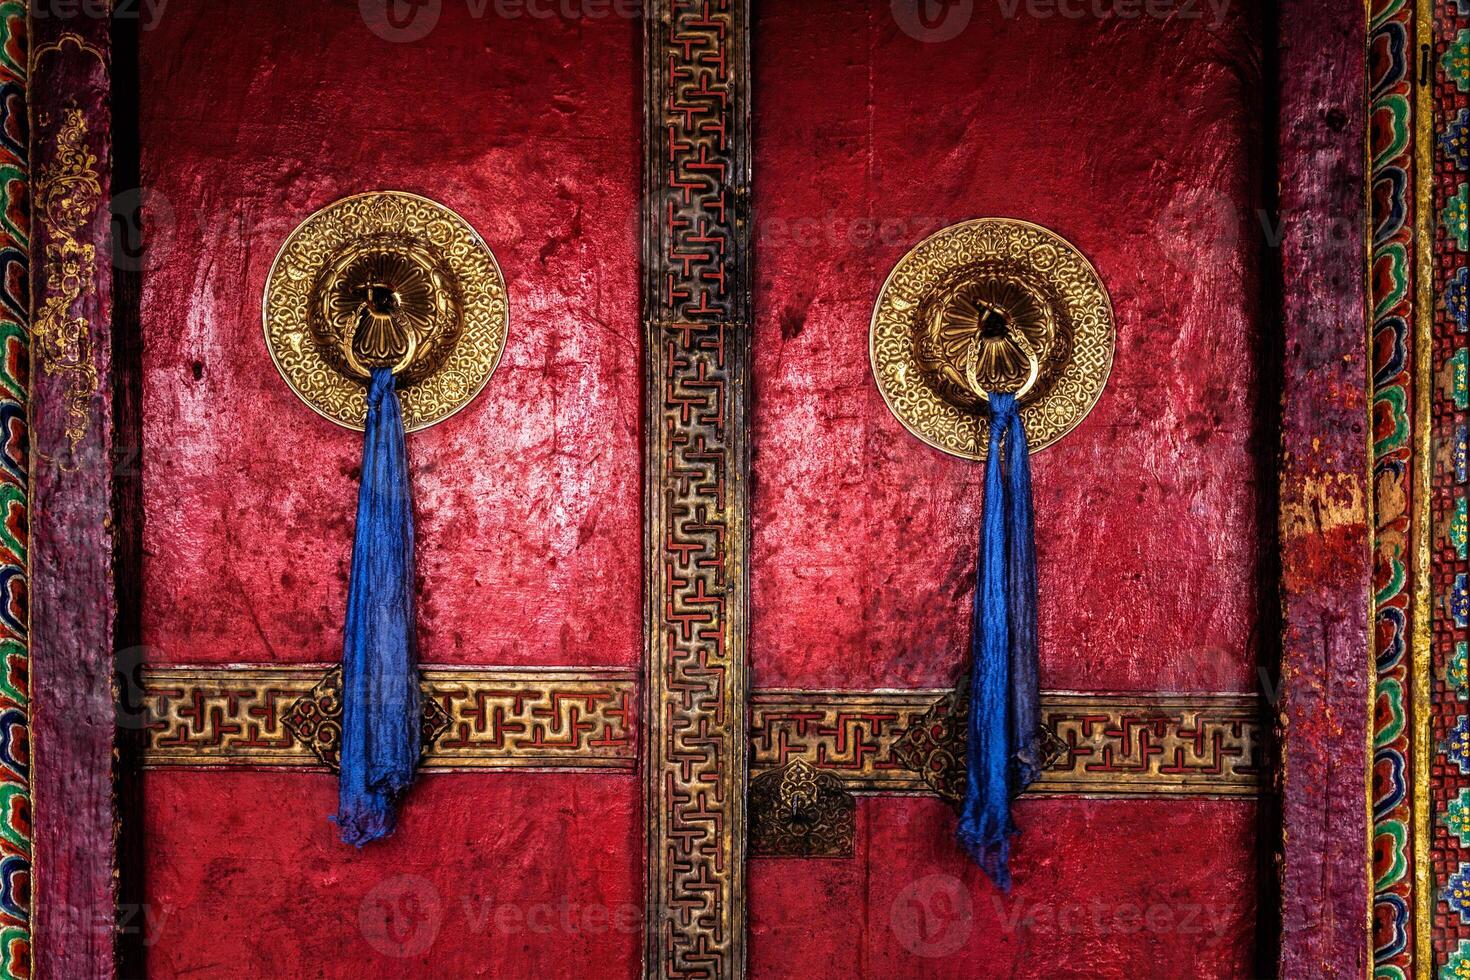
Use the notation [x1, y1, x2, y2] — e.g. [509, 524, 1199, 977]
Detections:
[28, 17, 117, 980]
[643, 2, 750, 976]
[1276, 1, 1373, 974]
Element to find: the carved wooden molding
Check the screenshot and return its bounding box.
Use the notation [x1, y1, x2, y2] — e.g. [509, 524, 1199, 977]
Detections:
[139, 666, 639, 771]
[750, 689, 1264, 799]
[642, 1, 751, 977]
[141, 667, 1260, 803]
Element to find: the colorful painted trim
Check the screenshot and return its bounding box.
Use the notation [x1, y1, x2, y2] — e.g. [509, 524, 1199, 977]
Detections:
[0, 5, 27, 979]
[1432, 0, 1470, 972]
[1370, 0, 1422, 972]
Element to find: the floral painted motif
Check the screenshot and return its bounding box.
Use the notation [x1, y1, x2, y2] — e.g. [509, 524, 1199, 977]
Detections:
[1445, 715, 1470, 773]
[1449, 642, 1469, 695]
[1450, 267, 1469, 334]
[1444, 939, 1470, 980]
[1448, 184, 1470, 251]
[1447, 865, 1470, 923]
[1446, 108, 1470, 172]
[1447, 29, 1470, 91]
[1449, 790, 1470, 846]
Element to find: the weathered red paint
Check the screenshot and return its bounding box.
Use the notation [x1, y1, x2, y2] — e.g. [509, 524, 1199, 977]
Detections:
[749, 798, 1259, 978]
[748, 1, 1269, 974]
[1275, 1, 1372, 975]
[136, 2, 643, 974]
[750, 1, 1270, 696]
[28, 14, 120, 980]
[142, 772, 642, 976]
[138, 0, 644, 672]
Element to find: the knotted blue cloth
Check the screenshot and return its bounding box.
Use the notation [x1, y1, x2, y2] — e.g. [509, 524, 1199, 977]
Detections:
[335, 367, 421, 846]
[957, 392, 1042, 890]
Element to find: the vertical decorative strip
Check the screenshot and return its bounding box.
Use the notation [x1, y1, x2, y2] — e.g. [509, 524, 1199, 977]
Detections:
[642, 1, 751, 977]
[27, 15, 115, 980]
[0, 5, 25, 978]
[1276, 1, 1374, 976]
[1429, 0, 1470, 973]
[1369, 0, 1422, 974]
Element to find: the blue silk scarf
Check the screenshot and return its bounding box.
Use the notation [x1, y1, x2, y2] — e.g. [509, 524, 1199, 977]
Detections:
[335, 367, 421, 846]
[957, 392, 1042, 890]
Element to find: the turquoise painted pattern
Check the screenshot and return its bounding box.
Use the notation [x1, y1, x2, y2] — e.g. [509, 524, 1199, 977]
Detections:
[1370, 0, 1419, 972]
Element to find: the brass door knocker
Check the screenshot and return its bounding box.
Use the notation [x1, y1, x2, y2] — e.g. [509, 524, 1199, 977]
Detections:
[870, 217, 1114, 458]
[964, 332, 1041, 405]
[263, 191, 509, 431]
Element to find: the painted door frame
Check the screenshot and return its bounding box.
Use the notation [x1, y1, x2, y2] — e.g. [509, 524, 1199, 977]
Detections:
[15, 0, 1464, 977]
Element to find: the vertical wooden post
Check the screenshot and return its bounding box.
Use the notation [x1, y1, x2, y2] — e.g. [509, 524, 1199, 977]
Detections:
[1276, 1, 1373, 974]
[28, 10, 119, 978]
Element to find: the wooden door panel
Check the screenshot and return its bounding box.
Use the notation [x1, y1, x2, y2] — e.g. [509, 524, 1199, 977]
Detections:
[136, 2, 643, 975]
[747, 1, 1267, 975]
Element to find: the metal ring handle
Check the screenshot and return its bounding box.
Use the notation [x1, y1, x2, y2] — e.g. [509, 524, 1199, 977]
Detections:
[964, 333, 1041, 403]
[342, 328, 419, 381]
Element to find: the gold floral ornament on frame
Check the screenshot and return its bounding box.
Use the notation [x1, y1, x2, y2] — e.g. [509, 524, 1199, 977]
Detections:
[871, 218, 1114, 459]
[263, 191, 509, 431]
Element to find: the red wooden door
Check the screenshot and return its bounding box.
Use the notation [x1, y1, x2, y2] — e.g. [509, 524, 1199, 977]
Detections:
[134, 2, 645, 975]
[115, 1, 1276, 977]
[742, 2, 1269, 976]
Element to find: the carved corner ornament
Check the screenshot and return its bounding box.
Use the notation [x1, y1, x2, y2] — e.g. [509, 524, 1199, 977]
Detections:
[280, 666, 451, 771]
[889, 677, 1066, 807]
[749, 760, 856, 858]
[33, 104, 102, 464]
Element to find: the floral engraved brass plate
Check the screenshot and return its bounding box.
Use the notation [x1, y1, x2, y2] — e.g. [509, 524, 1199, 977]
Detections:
[263, 191, 508, 431]
[871, 218, 1114, 458]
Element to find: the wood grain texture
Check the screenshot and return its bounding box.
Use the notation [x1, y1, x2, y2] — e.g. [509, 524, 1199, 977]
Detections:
[28, 15, 118, 980]
[1275, 0, 1373, 975]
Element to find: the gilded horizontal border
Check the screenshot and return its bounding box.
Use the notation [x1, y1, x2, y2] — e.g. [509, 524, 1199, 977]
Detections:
[142, 668, 1260, 798]
[140, 665, 639, 772]
[751, 689, 1263, 799]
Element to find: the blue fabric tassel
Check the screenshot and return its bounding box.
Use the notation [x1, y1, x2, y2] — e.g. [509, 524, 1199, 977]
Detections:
[957, 392, 1042, 890]
[335, 367, 421, 846]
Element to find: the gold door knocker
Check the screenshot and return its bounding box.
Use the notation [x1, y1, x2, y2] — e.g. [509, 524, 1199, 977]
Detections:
[870, 218, 1114, 458]
[263, 191, 509, 431]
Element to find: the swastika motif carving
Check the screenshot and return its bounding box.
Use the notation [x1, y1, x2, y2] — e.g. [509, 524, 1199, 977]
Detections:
[139, 666, 637, 771]
[642, 2, 751, 979]
[751, 689, 1263, 797]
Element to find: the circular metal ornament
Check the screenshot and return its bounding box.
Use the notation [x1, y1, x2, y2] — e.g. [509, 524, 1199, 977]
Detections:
[870, 218, 1114, 459]
[263, 191, 509, 432]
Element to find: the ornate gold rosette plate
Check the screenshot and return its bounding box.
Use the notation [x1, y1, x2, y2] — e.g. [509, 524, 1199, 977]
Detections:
[870, 218, 1114, 459]
[263, 191, 508, 431]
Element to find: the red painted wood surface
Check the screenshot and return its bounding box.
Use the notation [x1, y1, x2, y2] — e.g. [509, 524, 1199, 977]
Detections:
[748, 1, 1269, 975]
[750, 2, 1270, 696]
[749, 798, 1258, 978]
[138, 0, 643, 672]
[136, 2, 643, 974]
[29, 17, 119, 980]
[1275, 1, 1371, 974]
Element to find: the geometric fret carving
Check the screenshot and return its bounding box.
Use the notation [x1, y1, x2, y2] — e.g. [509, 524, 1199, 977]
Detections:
[141, 666, 638, 771]
[642, 1, 751, 977]
[751, 689, 1263, 798]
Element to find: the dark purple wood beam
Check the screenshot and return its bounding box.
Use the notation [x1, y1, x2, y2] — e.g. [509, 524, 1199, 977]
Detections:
[1275, 1, 1372, 975]
[28, 10, 119, 978]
